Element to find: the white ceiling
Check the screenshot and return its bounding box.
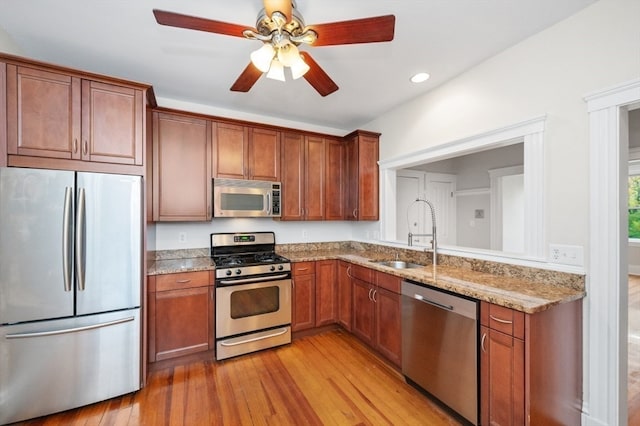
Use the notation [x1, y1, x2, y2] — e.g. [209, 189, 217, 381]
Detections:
[0, 0, 596, 131]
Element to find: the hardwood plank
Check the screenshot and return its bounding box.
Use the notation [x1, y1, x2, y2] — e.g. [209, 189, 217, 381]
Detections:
[14, 330, 462, 425]
[630, 274, 640, 423]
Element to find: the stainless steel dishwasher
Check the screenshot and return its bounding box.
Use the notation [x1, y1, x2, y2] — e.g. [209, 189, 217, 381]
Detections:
[401, 280, 479, 425]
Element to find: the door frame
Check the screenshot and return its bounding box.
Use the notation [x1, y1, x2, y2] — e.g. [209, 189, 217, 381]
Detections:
[585, 78, 640, 426]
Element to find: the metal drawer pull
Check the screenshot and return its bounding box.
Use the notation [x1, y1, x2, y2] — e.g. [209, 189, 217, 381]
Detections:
[481, 333, 487, 353]
[489, 314, 513, 324]
[176, 279, 191, 284]
[372, 289, 377, 303]
[219, 328, 288, 347]
[414, 294, 454, 311]
[6, 317, 135, 339]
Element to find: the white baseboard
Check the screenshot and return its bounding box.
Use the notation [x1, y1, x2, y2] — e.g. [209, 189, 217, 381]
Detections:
[629, 264, 640, 275]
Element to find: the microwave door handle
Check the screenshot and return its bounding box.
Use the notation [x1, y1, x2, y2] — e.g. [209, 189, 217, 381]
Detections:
[266, 192, 271, 215]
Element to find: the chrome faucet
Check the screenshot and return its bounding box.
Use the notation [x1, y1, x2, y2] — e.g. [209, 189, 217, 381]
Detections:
[408, 198, 437, 273]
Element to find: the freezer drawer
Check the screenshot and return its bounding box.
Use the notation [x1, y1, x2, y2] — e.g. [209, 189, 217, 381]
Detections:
[0, 309, 141, 424]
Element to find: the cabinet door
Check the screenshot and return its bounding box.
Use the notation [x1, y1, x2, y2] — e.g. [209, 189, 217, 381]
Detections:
[351, 279, 374, 345]
[6, 65, 81, 159]
[315, 260, 337, 326]
[374, 287, 402, 367]
[325, 138, 345, 220]
[356, 134, 379, 220]
[153, 112, 212, 221]
[154, 286, 211, 361]
[280, 132, 305, 220]
[481, 327, 525, 426]
[305, 136, 325, 220]
[213, 121, 248, 179]
[292, 273, 316, 332]
[337, 261, 352, 331]
[249, 127, 280, 181]
[81, 80, 143, 165]
[344, 133, 379, 220]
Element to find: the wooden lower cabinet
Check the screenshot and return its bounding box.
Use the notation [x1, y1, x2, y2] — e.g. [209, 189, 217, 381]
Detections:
[147, 271, 214, 362]
[337, 261, 352, 331]
[292, 261, 316, 332]
[315, 260, 338, 326]
[480, 300, 582, 425]
[350, 267, 402, 367]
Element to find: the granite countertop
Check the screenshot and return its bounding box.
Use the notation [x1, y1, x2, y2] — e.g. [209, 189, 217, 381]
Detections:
[148, 247, 585, 314]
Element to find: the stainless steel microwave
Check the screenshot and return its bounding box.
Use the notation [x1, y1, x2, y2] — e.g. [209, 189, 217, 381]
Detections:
[213, 178, 281, 217]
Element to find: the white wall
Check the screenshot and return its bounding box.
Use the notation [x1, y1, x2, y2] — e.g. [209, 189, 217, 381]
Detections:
[365, 0, 640, 255]
[0, 26, 21, 55]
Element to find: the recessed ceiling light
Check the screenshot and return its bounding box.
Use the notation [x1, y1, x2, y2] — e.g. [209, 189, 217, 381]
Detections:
[410, 72, 430, 83]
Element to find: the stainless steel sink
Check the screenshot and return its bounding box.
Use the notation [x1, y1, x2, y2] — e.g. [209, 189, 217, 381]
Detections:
[371, 260, 424, 269]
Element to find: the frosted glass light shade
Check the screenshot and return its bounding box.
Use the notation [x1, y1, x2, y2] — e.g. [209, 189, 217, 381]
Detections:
[250, 44, 275, 73]
[266, 59, 285, 81]
[290, 54, 310, 79]
[277, 43, 299, 67]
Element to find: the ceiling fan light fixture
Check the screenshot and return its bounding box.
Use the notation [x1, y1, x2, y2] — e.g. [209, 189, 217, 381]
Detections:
[266, 59, 286, 81]
[250, 43, 275, 73]
[290, 54, 310, 79]
[277, 42, 300, 67]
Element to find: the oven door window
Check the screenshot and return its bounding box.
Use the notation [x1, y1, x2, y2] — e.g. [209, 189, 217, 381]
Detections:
[230, 286, 280, 318]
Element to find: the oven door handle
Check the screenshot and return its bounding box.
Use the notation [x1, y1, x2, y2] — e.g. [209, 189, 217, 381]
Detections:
[219, 274, 290, 285]
[219, 328, 289, 347]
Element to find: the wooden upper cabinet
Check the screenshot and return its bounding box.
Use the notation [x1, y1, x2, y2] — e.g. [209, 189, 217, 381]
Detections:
[249, 127, 280, 181]
[325, 138, 345, 220]
[345, 130, 379, 221]
[81, 80, 143, 165]
[213, 122, 280, 181]
[6, 64, 144, 167]
[7, 65, 80, 160]
[280, 133, 326, 221]
[152, 111, 212, 221]
[280, 132, 305, 220]
[305, 135, 325, 220]
[213, 121, 247, 179]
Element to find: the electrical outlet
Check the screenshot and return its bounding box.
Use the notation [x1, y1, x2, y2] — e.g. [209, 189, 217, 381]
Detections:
[302, 229, 308, 239]
[179, 232, 187, 243]
[549, 244, 584, 266]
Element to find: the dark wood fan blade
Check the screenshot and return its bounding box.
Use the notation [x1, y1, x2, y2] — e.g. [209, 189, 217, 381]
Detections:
[300, 52, 338, 97]
[153, 9, 250, 38]
[308, 15, 395, 46]
[264, 0, 292, 22]
[230, 63, 263, 92]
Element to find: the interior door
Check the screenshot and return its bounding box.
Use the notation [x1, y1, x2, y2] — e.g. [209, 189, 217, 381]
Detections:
[0, 167, 75, 324]
[397, 171, 424, 243]
[76, 173, 141, 315]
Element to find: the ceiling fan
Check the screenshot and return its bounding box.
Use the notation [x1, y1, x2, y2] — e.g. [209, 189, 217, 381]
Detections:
[153, 0, 395, 97]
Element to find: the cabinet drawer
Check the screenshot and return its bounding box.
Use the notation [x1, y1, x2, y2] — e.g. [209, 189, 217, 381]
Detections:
[293, 261, 315, 275]
[481, 302, 525, 339]
[349, 264, 374, 283]
[154, 271, 210, 292]
[376, 271, 401, 294]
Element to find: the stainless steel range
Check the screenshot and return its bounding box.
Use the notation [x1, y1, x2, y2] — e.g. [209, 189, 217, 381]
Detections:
[211, 232, 291, 360]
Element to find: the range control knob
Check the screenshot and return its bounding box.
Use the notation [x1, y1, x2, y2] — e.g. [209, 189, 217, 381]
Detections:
[270, 265, 276, 272]
[235, 269, 242, 275]
[278, 265, 284, 271]
[225, 270, 232, 276]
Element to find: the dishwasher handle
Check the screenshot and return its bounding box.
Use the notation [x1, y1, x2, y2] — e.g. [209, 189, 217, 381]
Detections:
[414, 293, 454, 311]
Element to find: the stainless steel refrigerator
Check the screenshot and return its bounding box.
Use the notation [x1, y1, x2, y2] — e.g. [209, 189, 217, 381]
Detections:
[0, 167, 142, 424]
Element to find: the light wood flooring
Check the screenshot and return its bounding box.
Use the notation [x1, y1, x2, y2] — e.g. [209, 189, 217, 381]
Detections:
[13, 329, 462, 425]
[630, 275, 640, 425]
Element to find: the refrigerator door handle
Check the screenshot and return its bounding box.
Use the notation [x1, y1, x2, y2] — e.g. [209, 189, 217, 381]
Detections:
[5, 316, 135, 339]
[62, 187, 73, 292]
[75, 187, 86, 291]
